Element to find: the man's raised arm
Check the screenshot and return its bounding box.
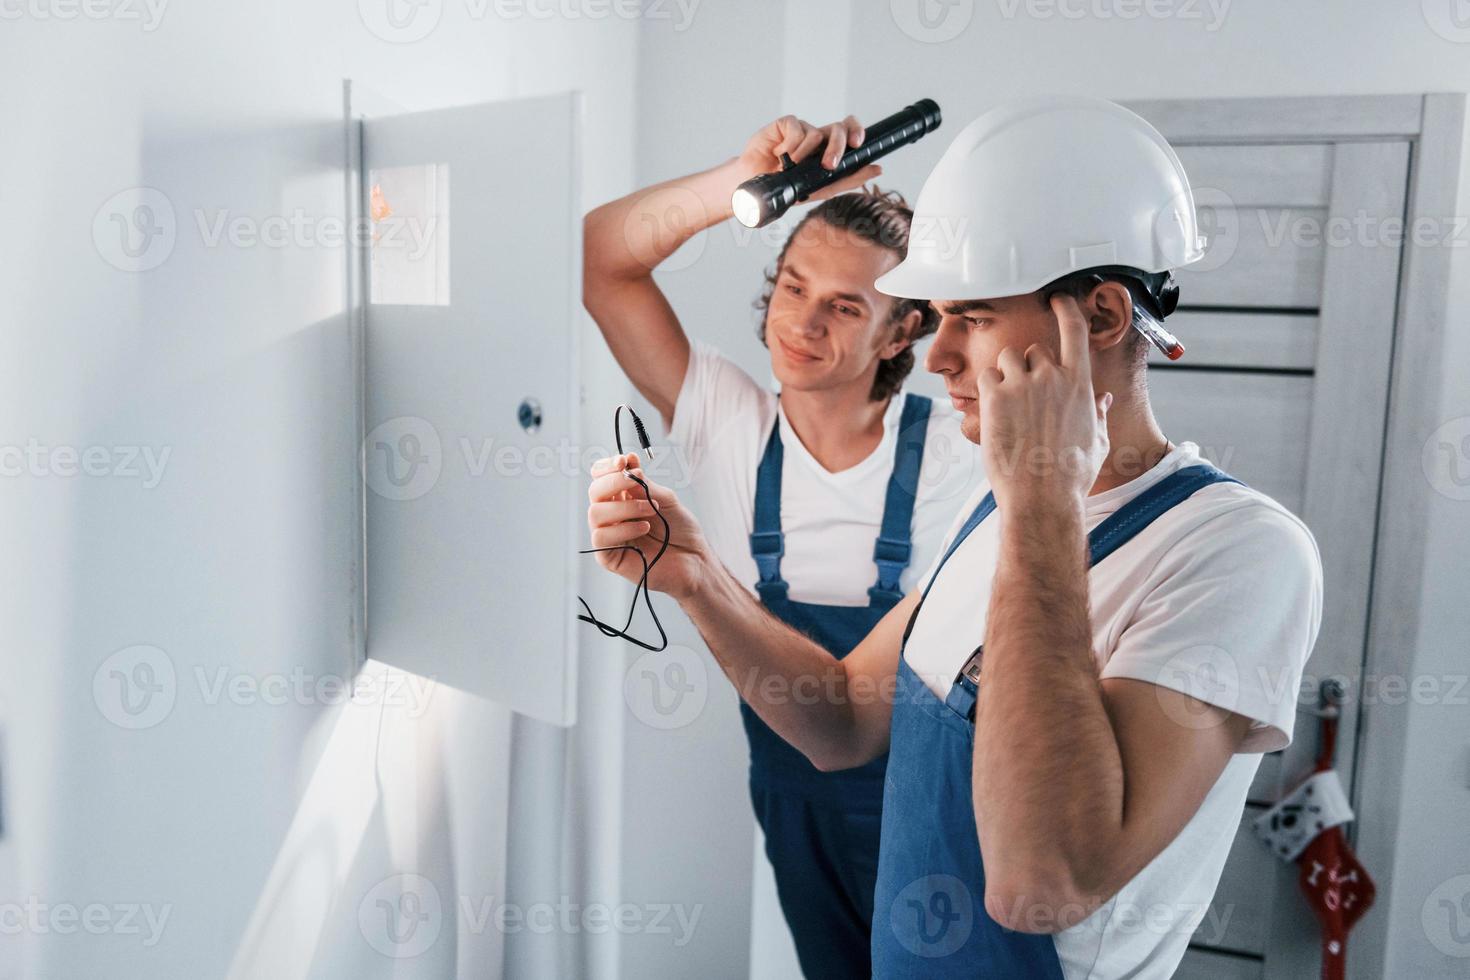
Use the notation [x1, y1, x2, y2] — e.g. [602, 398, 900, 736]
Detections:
[582, 116, 877, 429]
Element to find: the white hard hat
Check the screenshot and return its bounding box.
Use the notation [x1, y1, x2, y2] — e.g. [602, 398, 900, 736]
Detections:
[875, 95, 1206, 302]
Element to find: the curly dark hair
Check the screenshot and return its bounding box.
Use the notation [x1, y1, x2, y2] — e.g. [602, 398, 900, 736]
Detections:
[754, 188, 939, 402]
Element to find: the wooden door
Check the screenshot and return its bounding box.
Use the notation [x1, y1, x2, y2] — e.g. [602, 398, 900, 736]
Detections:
[1125, 98, 1414, 979]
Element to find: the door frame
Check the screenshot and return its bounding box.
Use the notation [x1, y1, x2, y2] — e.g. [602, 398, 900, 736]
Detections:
[1122, 93, 1470, 980]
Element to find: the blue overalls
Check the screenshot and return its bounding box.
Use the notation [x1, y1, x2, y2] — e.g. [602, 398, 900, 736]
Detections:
[872, 463, 1240, 978]
[744, 392, 933, 980]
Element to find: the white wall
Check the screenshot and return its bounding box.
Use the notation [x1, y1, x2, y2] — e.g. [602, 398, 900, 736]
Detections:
[616, 6, 785, 977]
[0, 4, 638, 978]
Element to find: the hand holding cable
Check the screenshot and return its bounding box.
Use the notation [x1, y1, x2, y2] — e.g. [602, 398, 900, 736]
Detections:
[584, 452, 712, 604]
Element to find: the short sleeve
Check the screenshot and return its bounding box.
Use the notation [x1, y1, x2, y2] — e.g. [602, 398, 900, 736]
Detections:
[1099, 503, 1324, 753]
[665, 340, 771, 479]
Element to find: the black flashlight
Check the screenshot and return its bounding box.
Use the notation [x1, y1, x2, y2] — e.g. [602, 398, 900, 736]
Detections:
[731, 99, 943, 229]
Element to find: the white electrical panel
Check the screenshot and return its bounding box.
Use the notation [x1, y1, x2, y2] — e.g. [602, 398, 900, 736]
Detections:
[357, 91, 582, 726]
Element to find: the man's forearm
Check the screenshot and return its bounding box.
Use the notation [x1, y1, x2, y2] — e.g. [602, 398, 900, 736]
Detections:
[584, 158, 747, 281]
[973, 500, 1126, 911]
[682, 557, 880, 770]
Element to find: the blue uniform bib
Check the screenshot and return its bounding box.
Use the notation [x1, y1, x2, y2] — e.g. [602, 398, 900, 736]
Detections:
[744, 392, 932, 980]
[872, 463, 1240, 977]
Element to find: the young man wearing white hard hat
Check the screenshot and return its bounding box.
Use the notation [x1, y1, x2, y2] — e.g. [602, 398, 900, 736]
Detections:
[586, 96, 1322, 977]
[582, 115, 982, 978]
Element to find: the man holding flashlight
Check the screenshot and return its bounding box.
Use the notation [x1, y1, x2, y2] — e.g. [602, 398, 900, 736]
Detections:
[586, 97, 1322, 977]
[582, 116, 982, 977]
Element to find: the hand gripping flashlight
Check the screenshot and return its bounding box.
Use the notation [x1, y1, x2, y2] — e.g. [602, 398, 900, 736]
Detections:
[731, 99, 943, 229]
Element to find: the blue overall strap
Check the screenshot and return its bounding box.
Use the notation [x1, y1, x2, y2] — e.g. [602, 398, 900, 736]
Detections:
[1088, 462, 1239, 566]
[921, 491, 997, 604]
[942, 462, 1241, 723]
[869, 393, 933, 606]
[749, 417, 788, 602]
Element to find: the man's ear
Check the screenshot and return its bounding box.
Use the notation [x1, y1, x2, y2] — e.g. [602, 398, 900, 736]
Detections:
[1086, 281, 1134, 352]
[880, 306, 923, 359]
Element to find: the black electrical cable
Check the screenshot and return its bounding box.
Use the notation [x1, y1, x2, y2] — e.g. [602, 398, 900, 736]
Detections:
[576, 405, 670, 651]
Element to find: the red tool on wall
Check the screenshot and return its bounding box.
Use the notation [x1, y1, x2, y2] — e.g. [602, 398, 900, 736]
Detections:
[1253, 679, 1376, 979]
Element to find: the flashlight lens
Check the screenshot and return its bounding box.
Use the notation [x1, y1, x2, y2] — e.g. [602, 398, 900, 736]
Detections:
[731, 188, 763, 229]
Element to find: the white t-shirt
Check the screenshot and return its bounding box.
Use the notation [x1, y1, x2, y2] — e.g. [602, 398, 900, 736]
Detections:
[666, 340, 984, 605]
[904, 441, 1324, 979]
